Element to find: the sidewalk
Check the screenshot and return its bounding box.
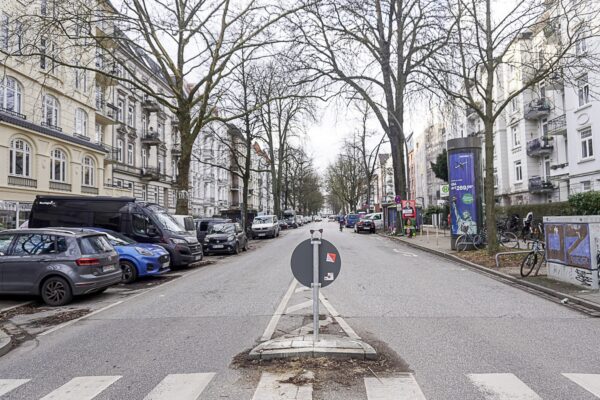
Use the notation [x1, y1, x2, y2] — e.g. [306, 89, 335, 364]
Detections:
[383, 229, 600, 314]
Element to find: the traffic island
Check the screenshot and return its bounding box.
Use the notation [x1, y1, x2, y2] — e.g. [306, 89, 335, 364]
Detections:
[249, 334, 377, 360]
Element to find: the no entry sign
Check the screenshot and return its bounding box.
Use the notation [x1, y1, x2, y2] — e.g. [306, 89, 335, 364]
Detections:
[290, 238, 341, 288]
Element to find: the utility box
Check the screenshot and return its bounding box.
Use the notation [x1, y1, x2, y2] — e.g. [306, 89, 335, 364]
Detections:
[544, 216, 600, 289]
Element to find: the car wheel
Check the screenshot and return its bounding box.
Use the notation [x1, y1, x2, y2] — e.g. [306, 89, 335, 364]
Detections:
[120, 261, 138, 284]
[41, 276, 73, 307]
[233, 242, 240, 255]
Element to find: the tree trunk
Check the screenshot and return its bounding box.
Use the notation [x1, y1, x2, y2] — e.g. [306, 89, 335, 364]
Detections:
[175, 114, 193, 215]
[389, 124, 406, 233]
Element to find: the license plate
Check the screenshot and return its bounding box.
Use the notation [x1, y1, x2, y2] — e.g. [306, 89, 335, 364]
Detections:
[212, 245, 224, 249]
[258, 233, 266, 237]
[103, 265, 116, 272]
[194, 255, 202, 260]
[162, 262, 170, 268]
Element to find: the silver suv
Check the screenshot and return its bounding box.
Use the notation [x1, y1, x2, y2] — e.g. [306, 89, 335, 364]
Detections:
[0, 228, 121, 306]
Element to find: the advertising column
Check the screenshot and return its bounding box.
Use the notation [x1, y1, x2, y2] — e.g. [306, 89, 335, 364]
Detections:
[447, 138, 483, 250]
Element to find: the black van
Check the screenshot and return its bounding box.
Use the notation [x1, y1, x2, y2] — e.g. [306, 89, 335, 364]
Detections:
[29, 196, 203, 269]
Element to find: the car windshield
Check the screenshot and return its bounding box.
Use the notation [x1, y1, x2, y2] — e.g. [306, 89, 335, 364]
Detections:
[102, 231, 135, 246]
[79, 235, 113, 254]
[209, 224, 235, 234]
[254, 216, 273, 224]
[153, 211, 186, 233]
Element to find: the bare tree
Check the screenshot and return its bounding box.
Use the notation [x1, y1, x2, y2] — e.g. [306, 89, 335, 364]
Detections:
[290, 0, 452, 231]
[428, 0, 600, 252]
[325, 142, 367, 213]
[9, 0, 307, 214]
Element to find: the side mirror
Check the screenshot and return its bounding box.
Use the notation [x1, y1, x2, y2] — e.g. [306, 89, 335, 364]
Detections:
[147, 226, 159, 237]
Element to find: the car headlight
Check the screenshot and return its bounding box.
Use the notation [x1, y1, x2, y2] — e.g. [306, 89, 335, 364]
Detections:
[171, 238, 187, 245]
[227, 235, 235, 242]
[135, 247, 154, 256]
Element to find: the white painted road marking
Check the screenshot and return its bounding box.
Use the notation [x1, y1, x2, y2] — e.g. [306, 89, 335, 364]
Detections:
[319, 293, 361, 340]
[260, 279, 297, 341]
[251, 372, 312, 400]
[365, 375, 426, 399]
[40, 376, 121, 400]
[563, 374, 600, 397]
[393, 249, 418, 257]
[143, 373, 215, 400]
[0, 379, 29, 396]
[467, 373, 541, 400]
[286, 300, 313, 314]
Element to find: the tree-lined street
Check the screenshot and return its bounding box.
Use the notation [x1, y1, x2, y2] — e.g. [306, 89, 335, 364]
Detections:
[0, 223, 598, 399]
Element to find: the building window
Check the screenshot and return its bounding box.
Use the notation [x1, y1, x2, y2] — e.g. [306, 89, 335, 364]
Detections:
[493, 168, 498, 188]
[74, 65, 87, 92]
[158, 121, 164, 140]
[95, 123, 104, 144]
[580, 128, 594, 160]
[0, 13, 8, 50]
[127, 103, 135, 127]
[40, 37, 56, 72]
[511, 97, 518, 113]
[512, 126, 520, 147]
[141, 147, 148, 168]
[116, 139, 124, 162]
[514, 160, 523, 182]
[582, 181, 591, 192]
[141, 114, 147, 133]
[42, 94, 59, 127]
[74, 108, 88, 136]
[50, 148, 67, 182]
[0, 76, 22, 113]
[9, 139, 32, 177]
[541, 118, 548, 137]
[576, 35, 588, 56]
[117, 97, 125, 122]
[82, 156, 95, 187]
[158, 155, 164, 174]
[578, 74, 590, 107]
[127, 143, 134, 165]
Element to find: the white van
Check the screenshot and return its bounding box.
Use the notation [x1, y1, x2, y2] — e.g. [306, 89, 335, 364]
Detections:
[251, 215, 280, 238]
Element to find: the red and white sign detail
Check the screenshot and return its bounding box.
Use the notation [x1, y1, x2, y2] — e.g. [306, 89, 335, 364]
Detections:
[326, 253, 337, 263]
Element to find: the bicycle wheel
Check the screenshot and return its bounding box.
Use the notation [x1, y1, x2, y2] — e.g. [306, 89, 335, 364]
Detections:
[520, 252, 539, 277]
[456, 235, 468, 252]
[473, 234, 485, 250]
[499, 231, 519, 249]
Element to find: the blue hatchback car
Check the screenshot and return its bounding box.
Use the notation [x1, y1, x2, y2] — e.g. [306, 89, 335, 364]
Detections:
[346, 214, 360, 228]
[85, 228, 171, 283]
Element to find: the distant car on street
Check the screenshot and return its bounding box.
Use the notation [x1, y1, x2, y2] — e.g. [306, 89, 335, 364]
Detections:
[279, 220, 289, 230]
[315, 216, 322, 222]
[203, 223, 248, 255]
[0, 228, 122, 306]
[251, 215, 280, 239]
[84, 228, 171, 283]
[355, 213, 384, 233]
[345, 214, 360, 228]
[194, 218, 231, 243]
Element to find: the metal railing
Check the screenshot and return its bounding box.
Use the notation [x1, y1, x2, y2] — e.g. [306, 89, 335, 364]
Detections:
[41, 121, 63, 132]
[8, 176, 37, 188]
[49, 181, 72, 191]
[0, 106, 26, 120]
[82, 186, 99, 195]
[547, 114, 566, 135]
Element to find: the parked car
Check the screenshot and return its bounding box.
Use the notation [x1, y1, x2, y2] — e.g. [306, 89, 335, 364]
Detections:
[345, 214, 360, 228]
[279, 220, 289, 230]
[0, 228, 122, 306]
[297, 215, 304, 226]
[203, 223, 248, 255]
[282, 210, 298, 228]
[84, 228, 170, 283]
[355, 213, 384, 233]
[194, 218, 231, 243]
[172, 215, 197, 237]
[251, 215, 280, 239]
[328, 215, 336, 222]
[315, 216, 322, 222]
[29, 196, 203, 269]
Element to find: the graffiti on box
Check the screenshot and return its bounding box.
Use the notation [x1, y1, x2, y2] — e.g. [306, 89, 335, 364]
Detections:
[545, 223, 592, 269]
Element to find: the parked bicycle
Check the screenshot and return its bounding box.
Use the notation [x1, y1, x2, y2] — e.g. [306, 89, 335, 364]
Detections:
[520, 238, 546, 277]
[478, 225, 520, 249]
[455, 224, 484, 251]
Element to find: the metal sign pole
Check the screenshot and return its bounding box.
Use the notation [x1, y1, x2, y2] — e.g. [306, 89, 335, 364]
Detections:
[310, 230, 322, 343]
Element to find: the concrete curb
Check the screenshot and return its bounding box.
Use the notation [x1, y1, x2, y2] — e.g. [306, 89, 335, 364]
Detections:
[0, 329, 12, 357]
[249, 334, 377, 361]
[382, 234, 600, 315]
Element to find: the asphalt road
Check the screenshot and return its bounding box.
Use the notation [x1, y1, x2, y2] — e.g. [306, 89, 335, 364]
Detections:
[0, 222, 598, 399]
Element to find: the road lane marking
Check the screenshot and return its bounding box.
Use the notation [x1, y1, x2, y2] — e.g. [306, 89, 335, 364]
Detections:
[563, 374, 600, 397]
[143, 373, 215, 400]
[286, 300, 313, 314]
[365, 374, 426, 400]
[295, 287, 310, 293]
[40, 376, 121, 400]
[319, 294, 360, 340]
[393, 249, 418, 257]
[0, 379, 29, 396]
[252, 372, 312, 400]
[39, 301, 125, 336]
[0, 301, 33, 313]
[467, 373, 541, 400]
[260, 279, 297, 342]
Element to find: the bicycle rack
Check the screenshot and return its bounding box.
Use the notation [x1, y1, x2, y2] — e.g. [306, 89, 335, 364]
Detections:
[494, 250, 533, 269]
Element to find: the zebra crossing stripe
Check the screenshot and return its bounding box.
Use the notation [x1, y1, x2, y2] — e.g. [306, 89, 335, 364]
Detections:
[39, 376, 121, 400]
[364, 375, 427, 400]
[467, 373, 541, 400]
[251, 372, 312, 400]
[0, 379, 30, 396]
[563, 374, 600, 397]
[143, 373, 215, 400]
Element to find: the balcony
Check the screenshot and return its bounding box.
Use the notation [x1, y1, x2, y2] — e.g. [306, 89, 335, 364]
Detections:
[41, 121, 62, 132]
[8, 176, 37, 188]
[529, 176, 554, 194]
[95, 101, 118, 125]
[547, 114, 567, 136]
[140, 131, 162, 145]
[82, 186, 99, 195]
[49, 181, 72, 192]
[113, 163, 141, 175]
[95, 59, 118, 86]
[0, 106, 26, 120]
[141, 167, 161, 181]
[524, 99, 551, 120]
[526, 136, 554, 157]
[141, 97, 161, 113]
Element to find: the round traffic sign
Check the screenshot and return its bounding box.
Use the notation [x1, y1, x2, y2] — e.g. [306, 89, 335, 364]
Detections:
[395, 195, 402, 204]
[291, 239, 341, 288]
